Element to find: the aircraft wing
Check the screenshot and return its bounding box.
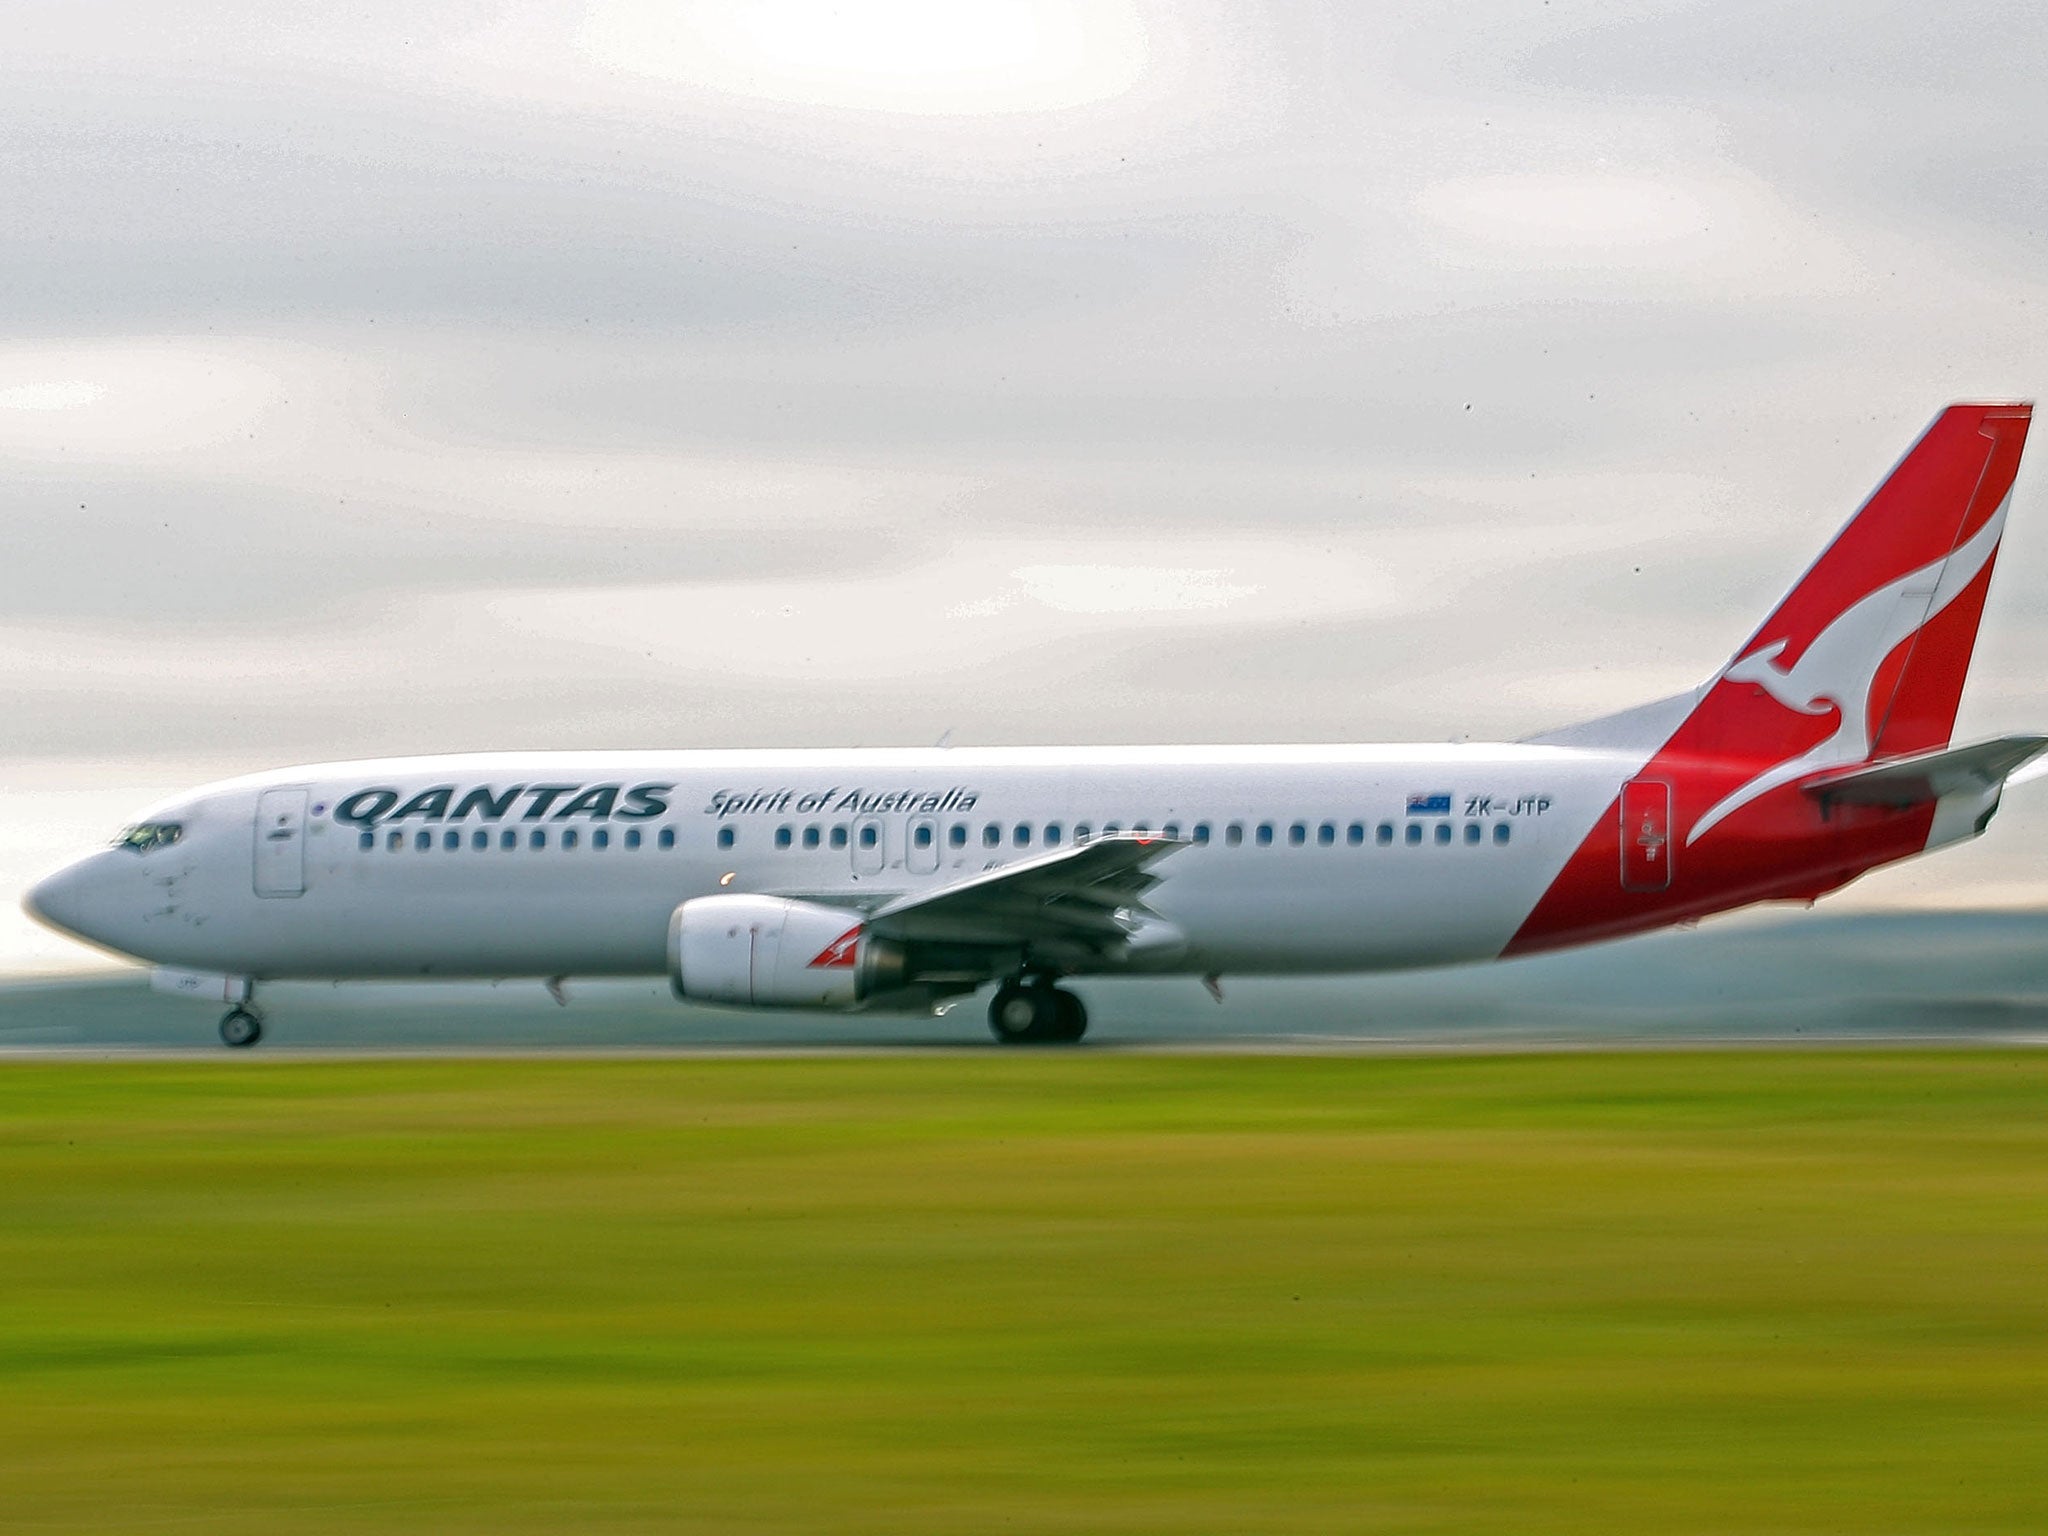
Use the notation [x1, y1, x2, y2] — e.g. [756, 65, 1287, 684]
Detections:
[864, 834, 1190, 952]
[1803, 735, 2048, 808]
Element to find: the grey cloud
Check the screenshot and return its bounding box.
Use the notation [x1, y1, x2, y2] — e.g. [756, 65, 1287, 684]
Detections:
[4, 466, 921, 628]
[1509, 2, 2048, 267]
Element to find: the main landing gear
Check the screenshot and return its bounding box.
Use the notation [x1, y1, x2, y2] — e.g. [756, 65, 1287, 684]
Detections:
[219, 1006, 264, 1049]
[987, 978, 1087, 1045]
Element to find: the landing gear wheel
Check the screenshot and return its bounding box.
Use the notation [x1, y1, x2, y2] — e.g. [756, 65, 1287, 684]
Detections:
[1051, 989, 1088, 1043]
[987, 983, 1086, 1045]
[219, 1008, 263, 1049]
[988, 984, 1050, 1044]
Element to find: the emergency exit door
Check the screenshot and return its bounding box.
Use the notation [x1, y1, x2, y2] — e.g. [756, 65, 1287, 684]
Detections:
[1619, 778, 1672, 892]
[906, 816, 940, 874]
[850, 816, 886, 877]
[254, 787, 308, 897]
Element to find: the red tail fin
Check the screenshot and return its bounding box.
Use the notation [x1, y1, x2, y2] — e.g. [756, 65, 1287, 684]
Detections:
[1737, 402, 2027, 751]
[1509, 404, 2031, 955]
[1678, 402, 2029, 838]
[1865, 406, 2032, 757]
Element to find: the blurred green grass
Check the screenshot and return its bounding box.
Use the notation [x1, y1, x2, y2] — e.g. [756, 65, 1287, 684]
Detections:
[3, 1052, 2047, 1533]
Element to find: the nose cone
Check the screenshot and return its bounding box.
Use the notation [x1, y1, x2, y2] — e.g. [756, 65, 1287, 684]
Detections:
[25, 858, 113, 949]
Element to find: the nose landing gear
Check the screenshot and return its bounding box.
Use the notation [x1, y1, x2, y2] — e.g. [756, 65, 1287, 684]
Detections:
[987, 978, 1087, 1045]
[219, 1007, 264, 1049]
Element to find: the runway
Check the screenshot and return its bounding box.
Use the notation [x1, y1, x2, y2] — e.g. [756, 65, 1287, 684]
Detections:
[5, 907, 2048, 1052]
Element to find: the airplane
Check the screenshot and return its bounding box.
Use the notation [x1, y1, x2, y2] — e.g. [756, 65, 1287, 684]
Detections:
[24, 402, 2046, 1048]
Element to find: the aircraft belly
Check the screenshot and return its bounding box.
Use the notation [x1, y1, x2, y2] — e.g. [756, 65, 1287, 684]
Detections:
[1158, 855, 1554, 972]
[218, 880, 672, 979]
[1140, 799, 1619, 974]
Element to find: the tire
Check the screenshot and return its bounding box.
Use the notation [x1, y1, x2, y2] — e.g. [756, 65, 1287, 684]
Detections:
[988, 985, 1058, 1045]
[219, 1009, 262, 1049]
[1051, 989, 1088, 1043]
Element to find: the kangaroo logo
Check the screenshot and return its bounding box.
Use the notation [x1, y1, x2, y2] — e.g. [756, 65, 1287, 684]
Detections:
[1687, 498, 2008, 844]
[808, 926, 862, 968]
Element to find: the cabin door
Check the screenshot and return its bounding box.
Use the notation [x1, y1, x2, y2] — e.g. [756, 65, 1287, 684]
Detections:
[254, 787, 308, 897]
[1619, 779, 1672, 892]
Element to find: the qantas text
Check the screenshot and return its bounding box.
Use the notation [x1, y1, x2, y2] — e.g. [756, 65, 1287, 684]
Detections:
[333, 783, 674, 828]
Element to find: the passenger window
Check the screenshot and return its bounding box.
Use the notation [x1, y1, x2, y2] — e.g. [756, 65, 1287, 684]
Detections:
[774, 826, 792, 849]
[948, 824, 967, 849]
[359, 831, 375, 851]
[658, 828, 676, 850]
[562, 829, 579, 850]
[625, 828, 642, 850]
[1044, 823, 1063, 845]
[830, 825, 848, 850]
[803, 826, 821, 849]
[414, 830, 432, 852]
[860, 824, 878, 849]
[1317, 823, 1335, 846]
[1074, 824, 1092, 843]
[531, 829, 547, 850]
[1192, 823, 1211, 845]
[982, 823, 1000, 848]
[444, 830, 461, 851]
[472, 830, 489, 851]
[1224, 823, 1243, 846]
[501, 829, 517, 851]
[716, 827, 734, 851]
[386, 829, 401, 852]
[1494, 823, 1511, 845]
[1404, 824, 1422, 846]
[1463, 823, 1481, 845]
[1013, 824, 1031, 847]
[1163, 822, 1181, 840]
[1377, 823, 1394, 846]
[1103, 823, 1121, 837]
[1347, 823, 1364, 846]
[913, 823, 933, 849]
[1255, 824, 1274, 847]
[1132, 824, 1150, 838]
[1434, 823, 1452, 846]
[1288, 823, 1306, 846]
[594, 829, 610, 850]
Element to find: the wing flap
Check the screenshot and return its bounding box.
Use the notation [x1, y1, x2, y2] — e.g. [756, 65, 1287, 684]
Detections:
[868, 834, 1189, 953]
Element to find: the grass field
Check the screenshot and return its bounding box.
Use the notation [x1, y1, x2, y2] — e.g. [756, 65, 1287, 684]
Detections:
[3, 1052, 2047, 1533]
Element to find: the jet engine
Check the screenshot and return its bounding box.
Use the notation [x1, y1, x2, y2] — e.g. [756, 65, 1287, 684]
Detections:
[669, 894, 907, 1009]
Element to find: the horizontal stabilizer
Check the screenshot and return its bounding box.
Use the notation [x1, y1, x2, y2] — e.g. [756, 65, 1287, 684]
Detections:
[1802, 735, 2048, 808]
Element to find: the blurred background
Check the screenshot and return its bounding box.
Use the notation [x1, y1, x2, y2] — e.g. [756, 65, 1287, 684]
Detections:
[7, 0, 2047, 1019]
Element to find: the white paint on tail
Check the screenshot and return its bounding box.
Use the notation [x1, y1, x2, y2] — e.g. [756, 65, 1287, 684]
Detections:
[1687, 496, 2008, 844]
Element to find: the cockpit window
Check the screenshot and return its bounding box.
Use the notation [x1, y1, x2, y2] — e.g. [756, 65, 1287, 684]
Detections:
[113, 822, 183, 854]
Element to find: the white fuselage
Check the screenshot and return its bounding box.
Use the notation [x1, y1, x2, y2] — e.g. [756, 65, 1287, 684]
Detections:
[33, 744, 1650, 984]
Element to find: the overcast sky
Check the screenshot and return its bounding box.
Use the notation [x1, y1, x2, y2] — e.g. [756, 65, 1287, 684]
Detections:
[8, 0, 2048, 973]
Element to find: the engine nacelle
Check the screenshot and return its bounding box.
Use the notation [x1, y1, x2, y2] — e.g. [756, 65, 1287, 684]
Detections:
[669, 895, 907, 1009]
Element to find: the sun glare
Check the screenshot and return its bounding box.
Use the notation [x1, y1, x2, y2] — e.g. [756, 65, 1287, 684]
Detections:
[576, 0, 1150, 114]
